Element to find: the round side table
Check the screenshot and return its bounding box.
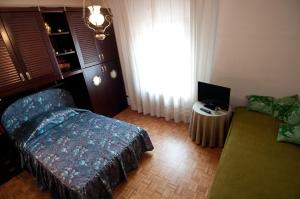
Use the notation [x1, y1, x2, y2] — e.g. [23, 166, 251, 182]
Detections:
[189, 101, 231, 147]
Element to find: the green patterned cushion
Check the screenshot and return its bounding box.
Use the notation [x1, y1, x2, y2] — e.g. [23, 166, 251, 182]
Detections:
[283, 102, 300, 125]
[277, 123, 300, 145]
[273, 95, 298, 120]
[247, 95, 274, 115]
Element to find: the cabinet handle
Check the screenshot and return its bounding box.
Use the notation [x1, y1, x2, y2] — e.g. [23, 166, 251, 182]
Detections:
[98, 54, 105, 60]
[102, 64, 107, 72]
[25, 72, 32, 80]
[92, 75, 102, 86]
[110, 69, 117, 79]
[19, 73, 25, 81]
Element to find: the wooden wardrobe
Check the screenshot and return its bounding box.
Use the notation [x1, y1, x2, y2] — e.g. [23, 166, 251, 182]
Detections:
[0, 7, 127, 117]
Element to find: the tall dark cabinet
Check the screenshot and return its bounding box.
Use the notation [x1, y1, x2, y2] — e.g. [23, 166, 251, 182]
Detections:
[66, 9, 127, 117]
[0, 7, 127, 117]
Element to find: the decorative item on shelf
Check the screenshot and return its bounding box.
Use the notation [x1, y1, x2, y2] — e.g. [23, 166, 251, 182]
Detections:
[57, 28, 62, 33]
[57, 58, 71, 71]
[59, 63, 71, 71]
[44, 22, 51, 34]
[83, 0, 113, 40]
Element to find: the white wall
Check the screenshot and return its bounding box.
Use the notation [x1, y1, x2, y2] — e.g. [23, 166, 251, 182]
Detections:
[212, 0, 300, 107]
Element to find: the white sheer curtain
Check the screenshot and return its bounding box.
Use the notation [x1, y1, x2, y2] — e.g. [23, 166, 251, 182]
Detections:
[108, 0, 219, 123]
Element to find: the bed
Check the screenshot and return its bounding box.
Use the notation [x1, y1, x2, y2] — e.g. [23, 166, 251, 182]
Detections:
[1, 89, 154, 199]
[209, 108, 300, 199]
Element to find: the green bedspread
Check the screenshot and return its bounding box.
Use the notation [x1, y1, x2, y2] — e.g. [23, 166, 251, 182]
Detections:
[210, 108, 300, 199]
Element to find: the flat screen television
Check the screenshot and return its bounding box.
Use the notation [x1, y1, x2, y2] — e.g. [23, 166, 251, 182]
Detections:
[198, 82, 231, 111]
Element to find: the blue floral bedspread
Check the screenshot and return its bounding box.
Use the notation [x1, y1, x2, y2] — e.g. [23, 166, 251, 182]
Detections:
[1, 89, 153, 198]
[13, 107, 153, 199]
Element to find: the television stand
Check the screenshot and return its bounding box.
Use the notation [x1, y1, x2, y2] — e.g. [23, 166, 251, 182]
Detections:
[189, 101, 231, 147]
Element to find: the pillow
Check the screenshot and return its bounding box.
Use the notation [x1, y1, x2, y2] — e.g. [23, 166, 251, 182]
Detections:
[247, 95, 274, 115]
[273, 95, 298, 120]
[283, 101, 300, 125]
[277, 123, 300, 145]
[1, 89, 75, 135]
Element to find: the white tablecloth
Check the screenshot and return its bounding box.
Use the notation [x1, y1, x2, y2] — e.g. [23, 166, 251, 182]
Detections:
[189, 102, 231, 147]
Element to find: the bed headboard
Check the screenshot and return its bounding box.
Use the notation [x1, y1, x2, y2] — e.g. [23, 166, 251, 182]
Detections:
[1, 88, 74, 134]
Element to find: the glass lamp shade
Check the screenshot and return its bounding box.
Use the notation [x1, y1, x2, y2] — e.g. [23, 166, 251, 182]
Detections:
[88, 5, 105, 26]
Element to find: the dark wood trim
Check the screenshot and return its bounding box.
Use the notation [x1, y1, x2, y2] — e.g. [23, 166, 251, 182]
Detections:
[49, 31, 70, 36]
[28, 74, 58, 90]
[0, 82, 34, 99]
[0, 7, 38, 12]
[39, 7, 65, 13]
[39, 7, 82, 13]
[56, 51, 76, 57]
[65, 7, 112, 13]
[65, 7, 82, 12]
[63, 69, 83, 78]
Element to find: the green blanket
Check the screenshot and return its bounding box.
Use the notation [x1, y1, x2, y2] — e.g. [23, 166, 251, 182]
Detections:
[210, 108, 300, 199]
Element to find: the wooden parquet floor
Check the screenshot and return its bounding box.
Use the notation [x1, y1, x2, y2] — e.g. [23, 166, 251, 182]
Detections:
[0, 108, 222, 199]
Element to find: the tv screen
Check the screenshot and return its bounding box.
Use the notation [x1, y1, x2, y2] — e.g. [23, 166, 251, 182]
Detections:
[198, 82, 231, 110]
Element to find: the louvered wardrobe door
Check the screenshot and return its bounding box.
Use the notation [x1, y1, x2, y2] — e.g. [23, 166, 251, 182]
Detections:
[67, 11, 100, 68]
[1, 12, 57, 81]
[83, 64, 112, 116]
[96, 26, 119, 63]
[0, 21, 24, 96]
[103, 61, 127, 116]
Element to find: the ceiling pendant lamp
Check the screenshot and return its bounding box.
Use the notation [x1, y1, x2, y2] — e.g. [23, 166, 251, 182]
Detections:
[83, 0, 113, 40]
